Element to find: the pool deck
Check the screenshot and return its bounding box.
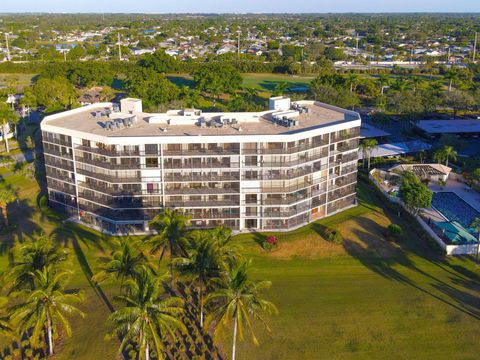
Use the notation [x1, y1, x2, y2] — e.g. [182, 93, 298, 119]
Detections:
[428, 179, 480, 213]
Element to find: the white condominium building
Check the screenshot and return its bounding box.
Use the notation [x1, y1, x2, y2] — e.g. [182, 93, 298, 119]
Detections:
[41, 97, 361, 234]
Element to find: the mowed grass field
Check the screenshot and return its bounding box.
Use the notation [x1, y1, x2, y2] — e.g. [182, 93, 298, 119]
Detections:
[0, 73, 37, 91]
[0, 167, 479, 360]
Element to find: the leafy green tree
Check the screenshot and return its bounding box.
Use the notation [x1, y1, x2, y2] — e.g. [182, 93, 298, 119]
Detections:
[10, 267, 85, 357]
[0, 102, 19, 153]
[378, 74, 391, 95]
[30, 77, 76, 112]
[148, 209, 191, 285]
[107, 270, 185, 360]
[398, 171, 433, 215]
[124, 68, 180, 110]
[139, 49, 180, 73]
[440, 145, 457, 167]
[192, 62, 242, 106]
[346, 73, 359, 93]
[206, 261, 277, 360]
[409, 76, 424, 94]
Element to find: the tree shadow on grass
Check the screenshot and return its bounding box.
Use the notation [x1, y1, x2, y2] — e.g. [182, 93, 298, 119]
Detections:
[344, 217, 480, 320]
[51, 226, 115, 313]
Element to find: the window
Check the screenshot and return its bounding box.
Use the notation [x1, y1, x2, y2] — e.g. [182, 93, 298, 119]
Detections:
[145, 144, 158, 155]
[146, 157, 158, 168]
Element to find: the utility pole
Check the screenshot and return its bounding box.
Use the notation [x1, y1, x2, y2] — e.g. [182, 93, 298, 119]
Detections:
[473, 32, 477, 63]
[5, 33, 11, 61]
[237, 29, 241, 58]
[355, 33, 359, 57]
[447, 46, 450, 64]
[118, 33, 122, 61]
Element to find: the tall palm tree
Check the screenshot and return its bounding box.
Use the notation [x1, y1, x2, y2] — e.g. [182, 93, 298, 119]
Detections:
[9, 267, 85, 357]
[176, 231, 221, 328]
[443, 68, 459, 92]
[378, 74, 391, 94]
[6, 233, 68, 293]
[210, 226, 243, 269]
[390, 78, 410, 92]
[206, 261, 277, 360]
[441, 145, 457, 167]
[149, 209, 191, 286]
[359, 139, 378, 169]
[107, 270, 185, 360]
[433, 149, 445, 164]
[0, 102, 19, 153]
[0, 188, 16, 227]
[346, 73, 359, 93]
[409, 76, 424, 94]
[92, 237, 151, 292]
[469, 217, 480, 262]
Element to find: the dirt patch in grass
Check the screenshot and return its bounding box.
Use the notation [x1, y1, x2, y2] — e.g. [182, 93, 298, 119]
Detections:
[268, 232, 345, 259]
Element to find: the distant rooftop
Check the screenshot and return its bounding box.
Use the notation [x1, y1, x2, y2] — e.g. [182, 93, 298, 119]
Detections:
[360, 122, 390, 139]
[416, 119, 480, 134]
[42, 98, 360, 139]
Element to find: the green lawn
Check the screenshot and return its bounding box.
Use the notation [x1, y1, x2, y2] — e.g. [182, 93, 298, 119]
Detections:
[0, 163, 479, 359]
[0, 73, 37, 91]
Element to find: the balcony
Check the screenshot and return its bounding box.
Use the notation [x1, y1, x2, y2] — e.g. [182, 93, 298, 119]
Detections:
[163, 161, 236, 170]
[163, 173, 239, 182]
[43, 148, 73, 160]
[75, 156, 141, 170]
[165, 199, 239, 208]
[75, 145, 140, 157]
[164, 148, 240, 156]
[76, 168, 141, 183]
[165, 187, 239, 195]
[242, 140, 328, 155]
[42, 137, 72, 147]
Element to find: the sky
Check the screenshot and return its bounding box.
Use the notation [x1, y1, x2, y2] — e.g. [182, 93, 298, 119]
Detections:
[1, 0, 479, 13]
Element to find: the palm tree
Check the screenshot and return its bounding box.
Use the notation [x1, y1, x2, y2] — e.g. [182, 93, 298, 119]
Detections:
[390, 78, 410, 92]
[149, 209, 191, 286]
[107, 270, 185, 360]
[9, 267, 85, 357]
[176, 231, 221, 328]
[273, 82, 289, 96]
[469, 217, 480, 263]
[6, 233, 68, 292]
[443, 68, 459, 92]
[359, 139, 378, 169]
[206, 261, 277, 360]
[92, 237, 151, 292]
[409, 76, 424, 94]
[441, 145, 457, 167]
[378, 74, 391, 94]
[209, 226, 243, 269]
[0, 188, 16, 227]
[433, 149, 445, 164]
[346, 73, 359, 93]
[0, 102, 19, 153]
[244, 87, 259, 102]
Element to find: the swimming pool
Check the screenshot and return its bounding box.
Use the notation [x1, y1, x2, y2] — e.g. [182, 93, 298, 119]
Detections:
[431, 192, 480, 230]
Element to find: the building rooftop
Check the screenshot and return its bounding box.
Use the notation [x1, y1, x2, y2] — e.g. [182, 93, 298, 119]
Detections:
[42, 98, 360, 139]
[416, 119, 480, 134]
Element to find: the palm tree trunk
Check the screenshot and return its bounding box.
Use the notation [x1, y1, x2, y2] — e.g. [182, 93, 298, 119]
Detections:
[199, 285, 204, 328]
[2, 206, 8, 227]
[445, 158, 448, 167]
[476, 235, 479, 263]
[448, 79, 452, 92]
[47, 316, 54, 356]
[145, 342, 149, 360]
[2, 128, 9, 153]
[232, 316, 238, 360]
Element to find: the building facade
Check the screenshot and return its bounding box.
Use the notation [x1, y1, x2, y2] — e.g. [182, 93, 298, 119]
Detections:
[41, 97, 361, 234]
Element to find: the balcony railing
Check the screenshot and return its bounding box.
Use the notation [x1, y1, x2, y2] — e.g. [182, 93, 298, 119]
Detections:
[163, 173, 240, 182]
[164, 148, 240, 156]
[75, 156, 141, 170]
[76, 168, 141, 183]
[43, 148, 73, 160]
[165, 187, 239, 195]
[75, 145, 140, 157]
[165, 200, 239, 208]
[242, 140, 328, 155]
